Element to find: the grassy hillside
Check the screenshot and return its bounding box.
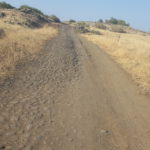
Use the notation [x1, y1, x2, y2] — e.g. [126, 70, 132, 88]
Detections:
[0, 2, 60, 83]
[79, 22, 150, 94]
[0, 22, 57, 82]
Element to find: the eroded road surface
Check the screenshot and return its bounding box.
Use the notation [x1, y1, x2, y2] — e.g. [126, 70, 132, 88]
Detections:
[0, 25, 150, 150]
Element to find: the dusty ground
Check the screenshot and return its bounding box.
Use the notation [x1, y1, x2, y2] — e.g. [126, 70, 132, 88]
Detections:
[0, 25, 150, 150]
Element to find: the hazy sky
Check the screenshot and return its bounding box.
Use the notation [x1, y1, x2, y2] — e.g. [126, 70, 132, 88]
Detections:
[1, 0, 150, 31]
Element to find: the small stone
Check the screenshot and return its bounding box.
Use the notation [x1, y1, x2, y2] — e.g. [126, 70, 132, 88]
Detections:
[50, 120, 54, 123]
[0, 145, 5, 149]
[26, 124, 32, 130]
[43, 141, 47, 145]
[69, 138, 74, 142]
[100, 129, 110, 134]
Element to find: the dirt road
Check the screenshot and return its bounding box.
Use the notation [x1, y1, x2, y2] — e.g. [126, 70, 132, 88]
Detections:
[0, 25, 150, 150]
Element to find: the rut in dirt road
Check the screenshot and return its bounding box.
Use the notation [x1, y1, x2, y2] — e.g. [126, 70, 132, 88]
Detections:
[0, 25, 150, 150]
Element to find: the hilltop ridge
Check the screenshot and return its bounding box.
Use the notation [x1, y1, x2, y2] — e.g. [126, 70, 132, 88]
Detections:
[0, 2, 60, 28]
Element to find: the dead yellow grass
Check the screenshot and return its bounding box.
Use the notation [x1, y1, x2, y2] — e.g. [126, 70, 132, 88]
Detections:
[0, 22, 57, 81]
[82, 28, 150, 94]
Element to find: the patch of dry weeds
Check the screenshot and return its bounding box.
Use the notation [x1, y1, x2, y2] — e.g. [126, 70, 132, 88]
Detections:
[82, 28, 150, 94]
[0, 22, 58, 81]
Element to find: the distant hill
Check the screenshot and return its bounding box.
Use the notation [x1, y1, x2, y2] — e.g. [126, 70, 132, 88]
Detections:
[0, 3, 61, 28]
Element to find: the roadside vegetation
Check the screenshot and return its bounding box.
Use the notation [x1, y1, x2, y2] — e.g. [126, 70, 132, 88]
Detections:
[82, 23, 150, 94]
[0, 22, 57, 82]
[95, 23, 107, 30]
[75, 22, 101, 35]
[76, 22, 90, 33]
[105, 17, 130, 26]
[110, 26, 126, 33]
[0, 2, 59, 82]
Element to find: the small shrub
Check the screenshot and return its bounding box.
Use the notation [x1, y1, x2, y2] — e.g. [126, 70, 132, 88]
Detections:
[106, 17, 118, 24]
[0, 12, 6, 18]
[95, 23, 107, 30]
[78, 26, 90, 33]
[48, 15, 61, 23]
[105, 17, 129, 26]
[20, 5, 43, 15]
[78, 22, 89, 27]
[76, 24, 90, 33]
[117, 20, 130, 26]
[0, 2, 14, 9]
[98, 19, 103, 23]
[90, 30, 102, 35]
[111, 26, 126, 33]
[0, 29, 5, 39]
[69, 19, 76, 23]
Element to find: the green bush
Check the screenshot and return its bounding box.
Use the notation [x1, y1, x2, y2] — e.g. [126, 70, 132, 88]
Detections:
[106, 17, 129, 26]
[106, 17, 118, 24]
[76, 23, 90, 33]
[117, 20, 130, 26]
[69, 19, 76, 23]
[0, 2, 14, 9]
[78, 22, 89, 28]
[98, 19, 103, 23]
[48, 15, 61, 23]
[76, 24, 102, 34]
[78, 26, 89, 33]
[20, 5, 43, 15]
[111, 26, 126, 33]
[95, 23, 107, 30]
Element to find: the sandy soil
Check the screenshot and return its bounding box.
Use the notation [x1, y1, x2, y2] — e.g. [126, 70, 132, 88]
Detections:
[0, 25, 150, 150]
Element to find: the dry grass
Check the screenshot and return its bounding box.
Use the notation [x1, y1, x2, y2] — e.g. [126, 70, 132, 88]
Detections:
[0, 22, 57, 81]
[82, 27, 150, 94]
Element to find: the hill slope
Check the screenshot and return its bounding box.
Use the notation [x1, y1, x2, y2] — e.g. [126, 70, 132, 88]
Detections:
[0, 8, 51, 28]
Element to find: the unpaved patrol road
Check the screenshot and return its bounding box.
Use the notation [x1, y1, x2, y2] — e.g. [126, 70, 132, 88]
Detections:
[0, 25, 150, 150]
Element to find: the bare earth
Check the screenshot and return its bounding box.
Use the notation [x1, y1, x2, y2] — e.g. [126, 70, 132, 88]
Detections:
[0, 25, 150, 150]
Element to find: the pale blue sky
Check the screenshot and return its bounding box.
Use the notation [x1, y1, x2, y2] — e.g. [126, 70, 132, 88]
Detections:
[1, 0, 150, 31]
